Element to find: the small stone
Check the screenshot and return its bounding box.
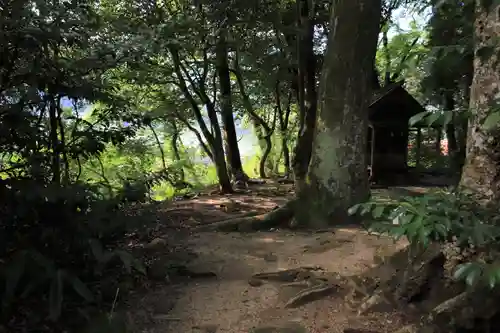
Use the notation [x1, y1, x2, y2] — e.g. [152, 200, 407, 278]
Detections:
[144, 237, 167, 251]
[248, 278, 264, 287]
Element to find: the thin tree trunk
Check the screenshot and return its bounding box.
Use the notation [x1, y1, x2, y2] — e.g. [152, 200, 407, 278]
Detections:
[459, 1, 500, 202]
[148, 123, 167, 170]
[278, 92, 293, 177]
[382, 28, 391, 86]
[216, 31, 247, 182]
[434, 128, 442, 159]
[170, 121, 185, 182]
[48, 98, 60, 184]
[456, 63, 473, 173]
[295, 0, 382, 227]
[56, 100, 70, 184]
[443, 92, 459, 178]
[291, 0, 318, 191]
[231, 59, 274, 179]
[170, 47, 232, 192]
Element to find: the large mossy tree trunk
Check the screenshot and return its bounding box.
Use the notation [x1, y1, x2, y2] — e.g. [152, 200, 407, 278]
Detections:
[216, 31, 248, 182]
[459, 1, 500, 202]
[295, 0, 382, 227]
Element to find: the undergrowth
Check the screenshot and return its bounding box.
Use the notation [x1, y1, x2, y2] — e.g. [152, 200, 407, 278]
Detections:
[349, 188, 500, 290]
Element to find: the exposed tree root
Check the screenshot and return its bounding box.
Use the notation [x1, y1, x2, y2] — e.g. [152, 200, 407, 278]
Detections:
[284, 282, 338, 308]
[247, 266, 372, 309]
[196, 199, 296, 232]
[277, 177, 294, 184]
[247, 178, 267, 185]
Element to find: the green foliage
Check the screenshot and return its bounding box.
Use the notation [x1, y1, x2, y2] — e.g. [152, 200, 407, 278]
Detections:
[349, 190, 500, 289]
[0, 180, 146, 328]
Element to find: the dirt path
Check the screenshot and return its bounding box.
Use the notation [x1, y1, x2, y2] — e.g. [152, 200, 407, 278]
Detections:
[124, 183, 416, 333]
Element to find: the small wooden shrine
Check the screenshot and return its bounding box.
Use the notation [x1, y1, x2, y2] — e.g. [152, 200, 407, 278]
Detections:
[367, 80, 428, 181]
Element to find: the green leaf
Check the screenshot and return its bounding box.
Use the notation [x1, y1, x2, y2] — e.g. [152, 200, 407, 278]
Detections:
[68, 274, 94, 302]
[417, 226, 431, 247]
[132, 259, 147, 275]
[389, 225, 407, 240]
[372, 205, 386, 219]
[89, 238, 104, 261]
[409, 111, 429, 126]
[360, 203, 374, 215]
[426, 112, 442, 127]
[49, 270, 65, 321]
[482, 111, 500, 130]
[29, 251, 55, 273]
[347, 204, 361, 216]
[433, 223, 448, 239]
[465, 265, 482, 287]
[453, 262, 475, 281]
[115, 250, 133, 273]
[486, 266, 499, 289]
[442, 111, 453, 128]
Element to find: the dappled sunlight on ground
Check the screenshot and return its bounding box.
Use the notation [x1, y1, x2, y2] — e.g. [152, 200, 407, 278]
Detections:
[123, 181, 417, 333]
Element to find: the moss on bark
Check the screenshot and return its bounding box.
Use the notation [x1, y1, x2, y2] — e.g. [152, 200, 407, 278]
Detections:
[294, 0, 381, 227]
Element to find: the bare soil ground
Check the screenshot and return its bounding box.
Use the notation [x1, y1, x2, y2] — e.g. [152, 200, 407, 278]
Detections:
[121, 182, 419, 333]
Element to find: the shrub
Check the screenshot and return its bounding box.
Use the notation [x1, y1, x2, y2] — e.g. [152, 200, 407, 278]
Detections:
[349, 189, 500, 288]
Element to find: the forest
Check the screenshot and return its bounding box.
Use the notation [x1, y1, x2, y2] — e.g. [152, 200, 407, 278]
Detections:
[1, 0, 500, 332]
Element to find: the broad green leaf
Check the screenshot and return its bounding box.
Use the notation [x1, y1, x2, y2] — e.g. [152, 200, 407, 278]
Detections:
[482, 111, 500, 130]
[372, 205, 386, 218]
[433, 223, 448, 239]
[453, 262, 475, 281]
[442, 111, 453, 128]
[132, 259, 147, 275]
[347, 204, 361, 215]
[115, 250, 133, 273]
[29, 251, 55, 273]
[89, 238, 104, 261]
[389, 225, 406, 240]
[486, 266, 499, 289]
[426, 112, 442, 127]
[360, 203, 374, 215]
[465, 265, 482, 287]
[417, 226, 431, 247]
[409, 111, 429, 126]
[68, 274, 94, 302]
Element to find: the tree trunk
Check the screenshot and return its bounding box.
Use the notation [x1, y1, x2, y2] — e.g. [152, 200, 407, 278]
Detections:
[170, 47, 232, 192]
[434, 128, 442, 159]
[443, 93, 459, 179]
[456, 64, 473, 174]
[295, 0, 382, 227]
[291, 0, 318, 191]
[279, 93, 292, 177]
[459, 1, 500, 202]
[216, 31, 247, 182]
[170, 121, 185, 182]
[49, 98, 61, 184]
[231, 59, 274, 179]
